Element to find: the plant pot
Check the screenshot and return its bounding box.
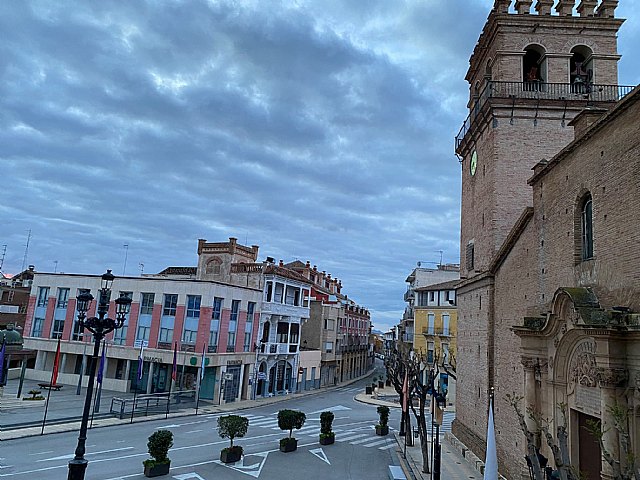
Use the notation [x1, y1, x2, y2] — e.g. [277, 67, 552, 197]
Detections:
[376, 425, 389, 436]
[319, 433, 335, 445]
[386, 379, 391, 386]
[280, 438, 298, 453]
[144, 461, 170, 477]
[365, 386, 372, 394]
[378, 381, 384, 388]
[220, 446, 243, 463]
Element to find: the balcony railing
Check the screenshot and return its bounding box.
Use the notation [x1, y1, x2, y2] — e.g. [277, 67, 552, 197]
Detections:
[422, 328, 451, 337]
[455, 81, 635, 149]
[403, 290, 414, 302]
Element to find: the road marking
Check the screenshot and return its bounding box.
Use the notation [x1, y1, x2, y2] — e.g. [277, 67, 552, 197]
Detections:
[336, 433, 369, 442]
[37, 447, 135, 462]
[27, 451, 53, 456]
[349, 436, 378, 445]
[309, 448, 330, 465]
[360, 438, 393, 447]
[378, 443, 397, 450]
[156, 420, 208, 429]
[214, 452, 268, 478]
[185, 429, 204, 434]
[309, 405, 351, 414]
[173, 473, 206, 479]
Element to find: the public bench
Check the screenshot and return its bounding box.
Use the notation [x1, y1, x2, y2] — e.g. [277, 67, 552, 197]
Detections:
[38, 383, 63, 391]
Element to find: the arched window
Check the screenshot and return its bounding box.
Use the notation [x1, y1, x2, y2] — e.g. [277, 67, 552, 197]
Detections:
[570, 45, 593, 93]
[523, 45, 546, 91]
[581, 194, 593, 260]
[205, 257, 222, 275]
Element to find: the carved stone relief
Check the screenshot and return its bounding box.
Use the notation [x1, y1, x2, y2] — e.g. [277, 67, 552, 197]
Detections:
[568, 337, 597, 394]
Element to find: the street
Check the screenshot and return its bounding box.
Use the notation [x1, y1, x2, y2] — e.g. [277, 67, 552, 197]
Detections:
[0, 382, 402, 479]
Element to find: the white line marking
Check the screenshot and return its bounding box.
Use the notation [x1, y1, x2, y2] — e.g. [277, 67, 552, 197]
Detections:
[360, 438, 393, 447]
[336, 433, 369, 442]
[378, 443, 397, 450]
[185, 429, 204, 434]
[349, 436, 377, 445]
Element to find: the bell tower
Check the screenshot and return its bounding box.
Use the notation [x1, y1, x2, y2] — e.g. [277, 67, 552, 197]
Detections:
[457, 0, 623, 278]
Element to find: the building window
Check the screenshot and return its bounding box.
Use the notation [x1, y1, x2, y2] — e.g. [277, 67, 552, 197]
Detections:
[581, 194, 594, 260]
[163, 294, 178, 316]
[140, 293, 155, 315]
[324, 318, 334, 330]
[37, 287, 50, 307]
[52, 319, 64, 338]
[186, 295, 201, 318]
[427, 313, 435, 335]
[442, 343, 450, 365]
[276, 322, 289, 343]
[244, 302, 255, 352]
[210, 297, 223, 352]
[32, 317, 44, 337]
[290, 324, 299, 344]
[182, 329, 197, 344]
[137, 325, 150, 342]
[56, 288, 70, 309]
[466, 241, 475, 271]
[274, 283, 284, 303]
[442, 314, 450, 336]
[265, 282, 273, 302]
[325, 341, 333, 353]
[212, 297, 223, 320]
[427, 341, 435, 365]
[112, 291, 132, 345]
[429, 291, 435, 302]
[285, 286, 300, 306]
[159, 327, 173, 343]
[206, 257, 222, 275]
[227, 300, 240, 351]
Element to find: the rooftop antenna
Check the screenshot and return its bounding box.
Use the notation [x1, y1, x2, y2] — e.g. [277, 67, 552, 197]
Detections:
[20, 229, 31, 273]
[0, 244, 6, 273]
[122, 244, 129, 276]
[436, 250, 443, 266]
[53, 260, 58, 274]
[139, 262, 144, 276]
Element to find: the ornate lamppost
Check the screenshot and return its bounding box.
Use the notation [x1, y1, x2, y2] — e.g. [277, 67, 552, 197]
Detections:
[67, 270, 131, 480]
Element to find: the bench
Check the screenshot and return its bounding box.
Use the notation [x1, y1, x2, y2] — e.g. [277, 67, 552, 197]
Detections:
[388, 465, 407, 480]
[38, 383, 63, 391]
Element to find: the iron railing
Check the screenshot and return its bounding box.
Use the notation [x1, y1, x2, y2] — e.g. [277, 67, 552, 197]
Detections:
[455, 81, 635, 149]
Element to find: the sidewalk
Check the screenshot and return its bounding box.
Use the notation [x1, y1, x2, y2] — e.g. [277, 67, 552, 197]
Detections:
[0, 371, 377, 441]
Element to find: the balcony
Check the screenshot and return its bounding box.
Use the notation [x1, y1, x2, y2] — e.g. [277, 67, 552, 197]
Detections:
[403, 290, 414, 302]
[262, 342, 297, 355]
[422, 328, 451, 337]
[455, 81, 635, 151]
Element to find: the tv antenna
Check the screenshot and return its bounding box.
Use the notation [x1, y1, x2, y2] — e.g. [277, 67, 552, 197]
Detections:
[139, 262, 144, 276]
[122, 244, 129, 276]
[20, 229, 31, 273]
[0, 244, 6, 273]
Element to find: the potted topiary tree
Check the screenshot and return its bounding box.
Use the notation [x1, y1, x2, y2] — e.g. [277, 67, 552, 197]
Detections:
[376, 405, 390, 436]
[143, 429, 173, 477]
[278, 409, 306, 452]
[319, 411, 335, 445]
[218, 414, 249, 463]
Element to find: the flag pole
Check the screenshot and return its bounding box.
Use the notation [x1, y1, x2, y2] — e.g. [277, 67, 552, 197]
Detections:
[483, 386, 498, 480]
[90, 340, 106, 428]
[166, 342, 177, 418]
[195, 345, 205, 415]
[41, 336, 61, 435]
[131, 343, 144, 424]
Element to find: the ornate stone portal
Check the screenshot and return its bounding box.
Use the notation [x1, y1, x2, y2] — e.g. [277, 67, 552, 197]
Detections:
[514, 288, 636, 480]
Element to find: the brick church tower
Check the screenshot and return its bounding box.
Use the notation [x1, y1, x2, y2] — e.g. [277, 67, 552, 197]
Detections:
[453, 0, 625, 477]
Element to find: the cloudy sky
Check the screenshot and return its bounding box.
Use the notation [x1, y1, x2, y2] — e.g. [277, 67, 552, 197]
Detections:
[2, 1, 639, 333]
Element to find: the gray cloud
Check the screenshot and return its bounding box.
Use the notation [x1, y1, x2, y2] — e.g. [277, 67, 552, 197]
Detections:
[2, 0, 638, 333]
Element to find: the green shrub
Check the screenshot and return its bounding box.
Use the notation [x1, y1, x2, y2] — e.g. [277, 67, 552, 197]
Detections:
[145, 430, 173, 465]
[277, 409, 306, 438]
[377, 406, 390, 427]
[218, 415, 249, 449]
[320, 411, 334, 435]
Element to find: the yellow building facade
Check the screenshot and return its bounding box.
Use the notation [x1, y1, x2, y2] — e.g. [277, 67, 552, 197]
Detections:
[413, 279, 458, 404]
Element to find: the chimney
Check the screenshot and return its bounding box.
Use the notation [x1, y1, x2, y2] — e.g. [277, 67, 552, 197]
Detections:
[279, 260, 284, 267]
[596, 0, 618, 17]
[568, 107, 608, 139]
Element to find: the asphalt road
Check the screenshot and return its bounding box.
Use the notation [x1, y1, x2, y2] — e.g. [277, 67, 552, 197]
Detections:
[0, 378, 402, 479]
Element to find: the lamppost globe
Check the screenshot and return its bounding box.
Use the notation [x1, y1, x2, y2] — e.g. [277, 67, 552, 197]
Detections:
[67, 270, 126, 480]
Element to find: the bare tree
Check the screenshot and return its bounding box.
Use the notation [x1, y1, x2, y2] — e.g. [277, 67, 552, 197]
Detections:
[585, 402, 640, 480]
[406, 350, 433, 473]
[506, 394, 579, 480]
[384, 348, 412, 443]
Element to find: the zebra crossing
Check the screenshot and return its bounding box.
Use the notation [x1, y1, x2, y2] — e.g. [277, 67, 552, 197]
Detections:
[211, 413, 397, 450]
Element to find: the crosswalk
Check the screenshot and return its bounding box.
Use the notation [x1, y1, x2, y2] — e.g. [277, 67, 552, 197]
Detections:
[207, 413, 397, 450]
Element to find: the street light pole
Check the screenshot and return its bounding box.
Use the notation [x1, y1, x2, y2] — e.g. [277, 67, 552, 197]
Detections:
[67, 270, 132, 480]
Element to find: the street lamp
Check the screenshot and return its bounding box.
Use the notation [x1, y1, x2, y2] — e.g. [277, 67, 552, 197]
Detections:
[67, 270, 131, 480]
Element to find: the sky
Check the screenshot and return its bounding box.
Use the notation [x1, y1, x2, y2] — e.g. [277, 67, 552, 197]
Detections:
[2, 0, 639, 334]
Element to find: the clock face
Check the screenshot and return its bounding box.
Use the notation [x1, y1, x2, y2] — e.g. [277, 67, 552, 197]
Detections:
[470, 150, 477, 176]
